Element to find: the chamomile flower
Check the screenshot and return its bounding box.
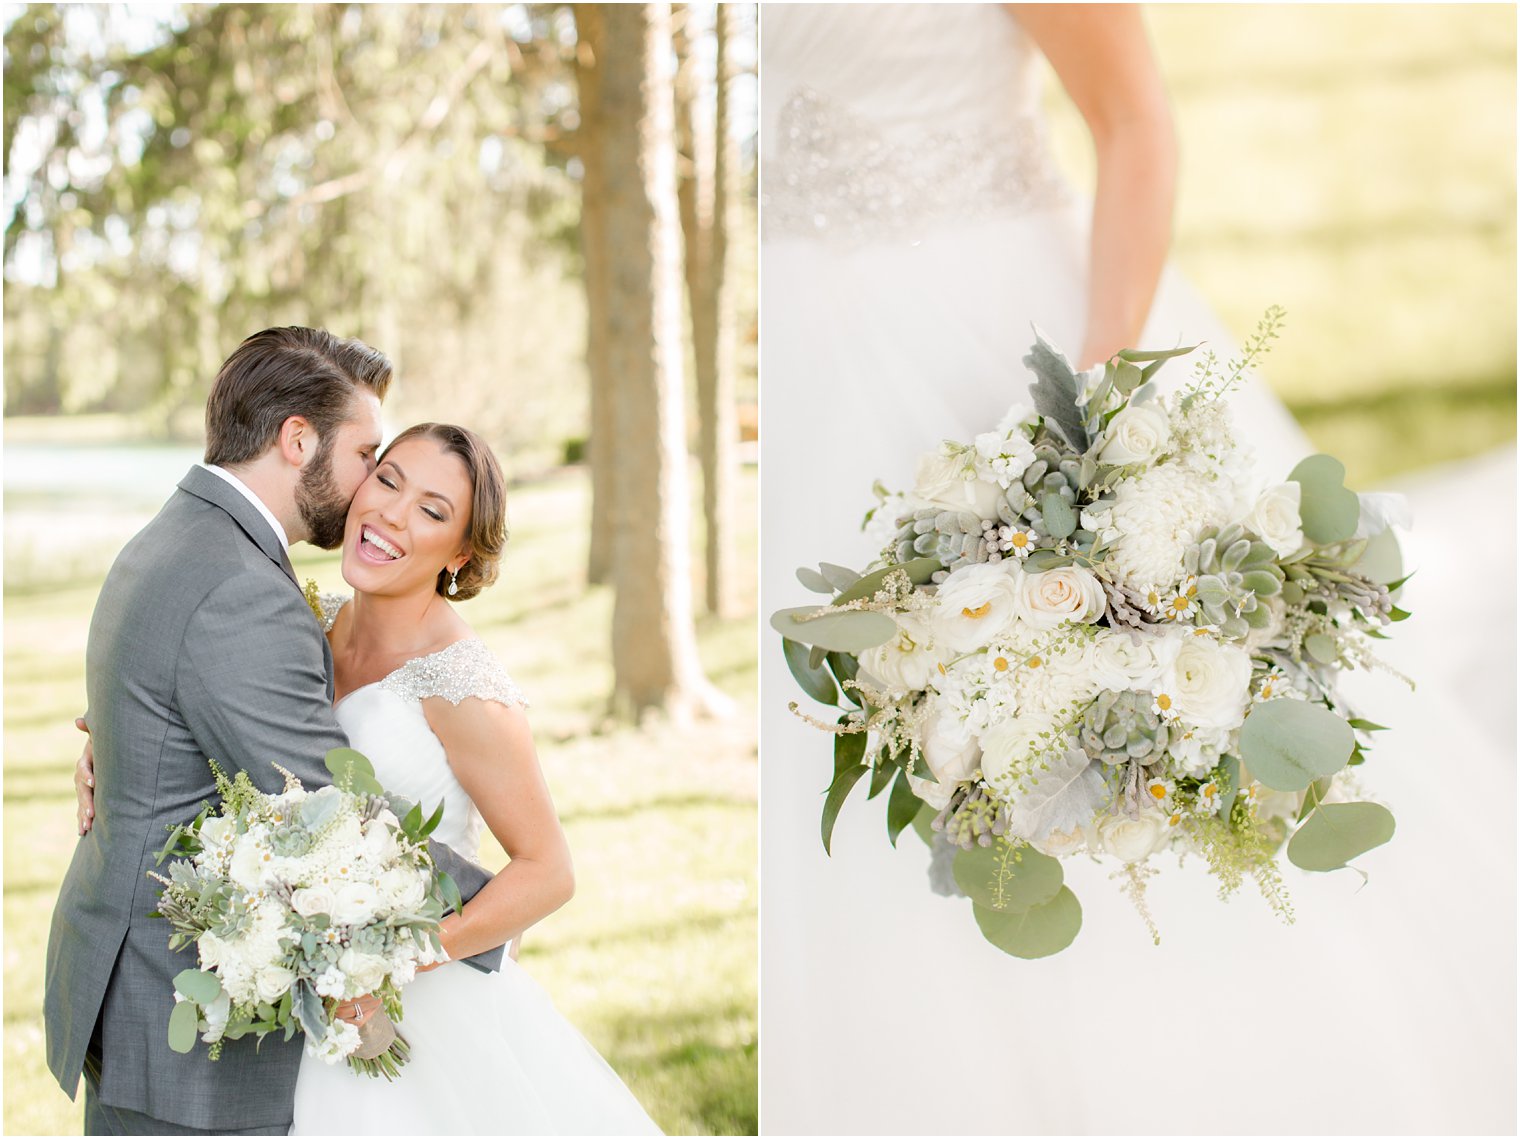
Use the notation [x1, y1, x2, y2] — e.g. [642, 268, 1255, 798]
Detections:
[1195, 779, 1223, 815]
[1162, 578, 1199, 622]
[1144, 777, 1174, 807]
[1151, 691, 1180, 722]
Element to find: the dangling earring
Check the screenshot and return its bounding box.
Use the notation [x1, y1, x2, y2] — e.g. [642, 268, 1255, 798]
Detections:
[447, 567, 460, 596]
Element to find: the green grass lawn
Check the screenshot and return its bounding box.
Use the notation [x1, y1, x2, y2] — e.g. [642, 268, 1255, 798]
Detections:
[2, 463, 758, 1136]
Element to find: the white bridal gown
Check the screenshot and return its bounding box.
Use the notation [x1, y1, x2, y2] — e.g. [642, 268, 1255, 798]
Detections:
[290, 602, 660, 1136]
[759, 6, 1515, 1135]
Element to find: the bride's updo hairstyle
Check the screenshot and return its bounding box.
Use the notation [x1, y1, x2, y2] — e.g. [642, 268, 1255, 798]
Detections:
[379, 422, 507, 602]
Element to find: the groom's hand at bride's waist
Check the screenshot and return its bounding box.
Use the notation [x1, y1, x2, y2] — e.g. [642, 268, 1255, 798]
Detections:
[74, 716, 95, 836]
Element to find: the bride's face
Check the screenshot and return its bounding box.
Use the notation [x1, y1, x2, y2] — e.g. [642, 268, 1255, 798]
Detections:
[340, 435, 472, 599]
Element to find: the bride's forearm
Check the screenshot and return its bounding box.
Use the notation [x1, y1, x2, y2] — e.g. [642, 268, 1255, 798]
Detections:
[435, 855, 574, 963]
[1080, 119, 1177, 369]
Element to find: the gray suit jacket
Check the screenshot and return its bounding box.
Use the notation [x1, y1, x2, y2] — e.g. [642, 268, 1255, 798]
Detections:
[44, 466, 501, 1130]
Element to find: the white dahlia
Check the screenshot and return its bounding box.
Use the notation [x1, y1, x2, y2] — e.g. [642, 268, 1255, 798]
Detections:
[1091, 461, 1236, 592]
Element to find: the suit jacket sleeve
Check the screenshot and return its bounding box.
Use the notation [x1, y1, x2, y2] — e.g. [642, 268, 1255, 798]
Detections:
[175, 572, 503, 972]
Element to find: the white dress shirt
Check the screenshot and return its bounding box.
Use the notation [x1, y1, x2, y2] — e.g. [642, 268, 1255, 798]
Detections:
[198, 463, 290, 551]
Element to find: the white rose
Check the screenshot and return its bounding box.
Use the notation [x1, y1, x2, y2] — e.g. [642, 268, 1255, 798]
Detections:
[290, 886, 337, 919]
[1098, 810, 1172, 863]
[921, 705, 981, 787]
[197, 931, 227, 971]
[228, 840, 272, 892]
[361, 819, 398, 864]
[910, 447, 1004, 519]
[254, 965, 295, 1005]
[1090, 629, 1166, 691]
[1031, 823, 1089, 858]
[199, 814, 236, 850]
[976, 715, 1042, 788]
[337, 948, 388, 995]
[330, 882, 381, 928]
[378, 866, 428, 913]
[1159, 637, 1252, 730]
[1245, 482, 1305, 558]
[1095, 403, 1171, 466]
[906, 771, 954, 811]
[1012, 565, 1106, 630]
[857, 612, 945, 694]
[929, 562, 1020, 652]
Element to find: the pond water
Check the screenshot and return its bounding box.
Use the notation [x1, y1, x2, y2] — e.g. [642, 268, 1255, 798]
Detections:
[4, 442, 206, 586]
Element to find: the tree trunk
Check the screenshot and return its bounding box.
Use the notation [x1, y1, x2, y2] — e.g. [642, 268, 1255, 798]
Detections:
[675, 4, 739, 618]
[597, 2, 727, 723]
[574, 4, 617, 586]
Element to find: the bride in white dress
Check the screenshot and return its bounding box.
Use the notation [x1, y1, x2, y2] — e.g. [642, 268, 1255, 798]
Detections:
[287, 423, 659, 1135]
[761, 5, 1514, 1134]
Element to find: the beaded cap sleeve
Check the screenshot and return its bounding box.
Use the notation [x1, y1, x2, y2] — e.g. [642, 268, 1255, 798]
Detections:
[381, 638, 528, 710]
[317, 592, 350, 633]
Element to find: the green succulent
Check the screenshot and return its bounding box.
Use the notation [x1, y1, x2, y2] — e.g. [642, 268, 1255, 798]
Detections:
[1183, 523, 1284, 638]
[1077, 688, 1170, 766]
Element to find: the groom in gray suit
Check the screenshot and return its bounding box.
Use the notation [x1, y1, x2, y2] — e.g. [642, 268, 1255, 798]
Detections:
[44, 327, 501, 1134]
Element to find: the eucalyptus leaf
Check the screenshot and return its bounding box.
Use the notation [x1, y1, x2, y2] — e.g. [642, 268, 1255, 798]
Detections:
[1217, 755, 1242, 818]
[782, 638, 838, 706]
[770, 606, 896, 653]
[973, 886, 1083, 959]
[1288, 802, 1396, 872]
[1289, 454, 1360, 545]
[821, 764, 869, 856]
[1023, 549, 1072, 572]
[167, 999, 201, 1054]
[1239, 700, 1355, 792]
[1041, 492, 1077, 539]
[1296, 777, 1331, 823]
[796, 566, 834, 594]
[953, 842, 1063, 912]
[174, 968, 222, 1005]
[300, 791, 340, 831]
[886, 767, 923, 847]
[832, 557, 941, 605]
[1110, 359, 1143, 397]
[1304, 633, 1338, 665]
[323, 747, 377, 792]
[819, 562, 862, 591]
[1352, 525, 1403, 589]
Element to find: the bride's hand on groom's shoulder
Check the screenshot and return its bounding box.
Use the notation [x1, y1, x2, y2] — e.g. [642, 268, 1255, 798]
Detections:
[73, 716, 95, 836]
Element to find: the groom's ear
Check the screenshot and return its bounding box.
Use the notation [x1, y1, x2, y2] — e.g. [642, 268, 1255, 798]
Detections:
[277, 415, 317, 469]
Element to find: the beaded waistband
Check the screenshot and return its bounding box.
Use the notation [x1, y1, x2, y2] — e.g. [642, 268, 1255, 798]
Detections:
[762, 86, 1074, 247]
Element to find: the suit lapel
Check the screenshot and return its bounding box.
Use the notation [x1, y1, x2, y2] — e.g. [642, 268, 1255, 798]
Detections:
[177, 466, 299, 587]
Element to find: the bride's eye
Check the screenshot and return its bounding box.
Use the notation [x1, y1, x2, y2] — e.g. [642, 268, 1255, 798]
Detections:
[422, 506, 444, 522]
[377, 475, 397, 490]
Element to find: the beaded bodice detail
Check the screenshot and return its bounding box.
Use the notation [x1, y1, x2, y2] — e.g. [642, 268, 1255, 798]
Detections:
[318, 594, 528, 711]
[760, 5, 1074, 247]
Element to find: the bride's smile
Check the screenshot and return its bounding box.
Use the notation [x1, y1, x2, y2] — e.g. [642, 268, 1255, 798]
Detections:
[340, 437, 472, 597]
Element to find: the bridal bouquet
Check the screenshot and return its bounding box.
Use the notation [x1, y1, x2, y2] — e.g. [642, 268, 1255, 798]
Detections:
[773, 311, 1410, 958]
[150, 748, 462, 1077]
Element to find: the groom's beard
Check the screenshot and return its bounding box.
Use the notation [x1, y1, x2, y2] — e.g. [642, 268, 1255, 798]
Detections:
[295, 439, 351, 550]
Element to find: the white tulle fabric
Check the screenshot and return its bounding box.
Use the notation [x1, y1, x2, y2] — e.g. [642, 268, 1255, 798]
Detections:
[290, 601, 660, 1135]
[760, 5, 1515, 1135]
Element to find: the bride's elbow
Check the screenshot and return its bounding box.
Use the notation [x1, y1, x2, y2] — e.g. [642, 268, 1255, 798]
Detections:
[551, 856, 575, 910]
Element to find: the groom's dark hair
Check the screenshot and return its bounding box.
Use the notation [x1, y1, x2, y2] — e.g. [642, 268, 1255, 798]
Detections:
[203, 326, 393, 466]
